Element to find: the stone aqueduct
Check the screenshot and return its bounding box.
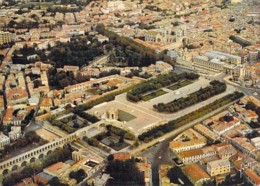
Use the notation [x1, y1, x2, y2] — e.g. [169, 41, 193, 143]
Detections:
[0, 116, 137, 176]
[0, 133, 78, 176]
[0, 121, 102, 177]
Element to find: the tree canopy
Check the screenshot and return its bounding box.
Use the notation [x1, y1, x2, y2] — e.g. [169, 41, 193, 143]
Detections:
[127, 72, 199, 102]
[106, 159, 145, 186]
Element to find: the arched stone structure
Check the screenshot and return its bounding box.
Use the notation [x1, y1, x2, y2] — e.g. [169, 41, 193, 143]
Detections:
[3, 169, 9, 175]
[12, 165, 18, 171]
[38, 154, 44, 159]
[0, 129, 79, 176]
[21, 161, 27, 167]
[106, 107, 118, 120]
[47, 150, 52, 155]
[30, 157, 36, 163]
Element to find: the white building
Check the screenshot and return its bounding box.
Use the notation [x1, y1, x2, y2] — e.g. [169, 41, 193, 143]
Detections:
[251, 137, 260, 150]
[9, 126, 22, 141]
[0, 132, 10, 149]
[193, 51, 241, 74]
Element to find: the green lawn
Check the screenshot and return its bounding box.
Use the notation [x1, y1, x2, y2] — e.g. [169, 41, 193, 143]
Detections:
[85, 88, 99, 95]
[142, 89, 167, 101]
[167, 80, 194, 91]
[118, 110, 136, 122]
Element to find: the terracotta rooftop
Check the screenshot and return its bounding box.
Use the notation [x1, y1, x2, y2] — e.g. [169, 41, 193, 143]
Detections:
[113, 153, 131, 160]
[183, 164, 210, 182]
[244, 168, 260, 185]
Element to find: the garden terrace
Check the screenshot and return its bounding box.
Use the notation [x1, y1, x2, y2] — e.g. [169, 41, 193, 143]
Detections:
[127, 72, 199, 102]
[153, 80, 227, 113]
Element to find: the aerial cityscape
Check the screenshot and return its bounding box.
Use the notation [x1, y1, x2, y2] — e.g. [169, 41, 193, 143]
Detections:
[0, 0, 259, 185]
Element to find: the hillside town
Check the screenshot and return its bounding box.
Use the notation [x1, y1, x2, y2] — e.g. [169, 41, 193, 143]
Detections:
[0, 0, 259, 185]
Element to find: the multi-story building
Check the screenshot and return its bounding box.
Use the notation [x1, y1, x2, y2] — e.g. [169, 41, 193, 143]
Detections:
[194, 124, 220, 142]
[0, 31, 13, 45]
[8, 126, 22, 141]
[137, 162, 152, 186]
[240, 109, 258, 123]
[207, 159, 230, 177]
[178, 146, 217, 164]
[39, 97, 53, 113]
[145, 30, 176, 44]
[243, 168, 260, 186]
[193, 51, 241, 74]
[0, 132, 10, 149]
[193, 56, 226, 72]
[170, 139, 207, 153]
[210, 117, 241, 136]
[251, 137, 260, 150]
[159, 165, 174, 186]
[231, 137, 258, 159]
[236, 63, 260, 87]
[170, 128, 207, 153]
[63, 65, 79, 72]
[183, 164, 211, 185]
[248, 50, 259, 62]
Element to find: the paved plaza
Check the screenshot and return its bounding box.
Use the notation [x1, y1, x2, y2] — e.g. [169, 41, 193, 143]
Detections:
[87, 77, 237, 135]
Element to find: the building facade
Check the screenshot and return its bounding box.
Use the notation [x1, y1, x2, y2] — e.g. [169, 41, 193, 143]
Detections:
[0, 132, 10, 149]
[0, 31, 13, 45]
[207, 159, 230, 177]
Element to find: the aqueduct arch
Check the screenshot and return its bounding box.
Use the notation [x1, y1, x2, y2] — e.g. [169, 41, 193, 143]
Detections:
[21, 161, 27, 167]
[2, 169, 9, 175]
[0, 130, 79, 176]
[30, 157, 36, 163]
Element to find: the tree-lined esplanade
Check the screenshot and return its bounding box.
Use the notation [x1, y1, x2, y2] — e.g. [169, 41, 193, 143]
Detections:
[126, 72, 200, 102]
[138, 91, 244, 142]
[153, 80, 227, 113]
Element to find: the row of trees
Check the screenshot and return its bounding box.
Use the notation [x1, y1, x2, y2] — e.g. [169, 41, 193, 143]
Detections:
[83, 136, 111, 153]
[47, 6, 81, 13]
[127, 72, 199, 102]
[72, 111, 100, 123]
[96, 24, 174, 67]
[106, 125, 135, 141]
[8, 20, 39, 29]
[229, 35, 251, 48]
[154, 80, 227, 113]
[138, 91, 244, 142]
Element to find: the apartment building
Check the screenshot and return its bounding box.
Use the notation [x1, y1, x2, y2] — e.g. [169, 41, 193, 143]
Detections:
[183, 164, 211, 186]
[207, 159, 230, 177]
[178, 146, 217, 164]
[251, 137, 260, 150]
[194, 124, 220, 142]
[0, 31, 13, 45]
